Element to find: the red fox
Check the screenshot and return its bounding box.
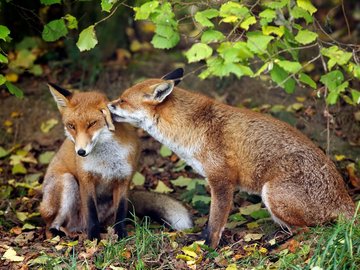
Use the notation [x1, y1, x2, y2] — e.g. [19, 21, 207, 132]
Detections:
[40, 83, 192, 240]
[108, 68, 356, 248]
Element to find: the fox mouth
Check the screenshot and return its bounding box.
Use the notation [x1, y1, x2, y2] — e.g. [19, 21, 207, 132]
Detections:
[111, 113, 126, 122]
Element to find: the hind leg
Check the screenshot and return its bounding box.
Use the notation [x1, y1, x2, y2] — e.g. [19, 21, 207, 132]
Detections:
[261, 181, 312, 230]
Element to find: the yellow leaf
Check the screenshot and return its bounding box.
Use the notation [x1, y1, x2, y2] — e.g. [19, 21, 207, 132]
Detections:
[259, 247, 268, 254]
[10, 111, 22, 118]
[244, 233, 263, 242]
[40, 118, 58, 133]
[335, 154, 346, 161]
[226, 264, 238, 270]
[176, 254, 194, 261]
[221, 15, 238, 23]
[5, 73, 19, 83]
[3, 120, 13, 127]
[2, 247, 24, 262]
[296, 96, 306, 102]
[153, 180, 173, 193]
[182, 246, 198, 258]
[16, 211, 28, 222]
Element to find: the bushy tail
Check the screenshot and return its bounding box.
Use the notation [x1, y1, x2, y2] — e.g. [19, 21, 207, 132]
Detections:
[128, 190, 193, 231]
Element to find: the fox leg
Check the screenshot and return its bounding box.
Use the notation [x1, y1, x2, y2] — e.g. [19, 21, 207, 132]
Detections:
[113, 179, 131, 239]
[261, 180, 310, 229]
[40, 173, 78, 238]
[80, 177, 100, 240]
[204, 178, 235, 248]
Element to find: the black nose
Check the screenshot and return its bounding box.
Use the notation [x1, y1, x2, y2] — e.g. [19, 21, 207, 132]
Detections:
[77, 149, 86, 156]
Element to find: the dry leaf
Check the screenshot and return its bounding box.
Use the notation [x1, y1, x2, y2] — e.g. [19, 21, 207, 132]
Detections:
[2, 247, 24, 262]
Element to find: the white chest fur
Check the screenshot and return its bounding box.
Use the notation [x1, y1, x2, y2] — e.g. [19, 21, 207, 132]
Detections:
[143, 120, 206, 177]
[82, 133, 133, 180]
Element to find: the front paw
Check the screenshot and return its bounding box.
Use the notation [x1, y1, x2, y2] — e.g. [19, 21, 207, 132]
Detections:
[88, 225, 101, 240]
[115, 227, 127, 239]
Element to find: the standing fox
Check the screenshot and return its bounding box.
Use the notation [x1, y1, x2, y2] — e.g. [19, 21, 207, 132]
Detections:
[40, 83, 192, 240]
[108, 68, 355, 248]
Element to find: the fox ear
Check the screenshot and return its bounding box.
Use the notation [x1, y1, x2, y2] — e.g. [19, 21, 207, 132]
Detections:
[161, 68, 184, 86]
[150, 81, 175, 103]
[48, 83, 72, 111]
[100, 107, 115, 131]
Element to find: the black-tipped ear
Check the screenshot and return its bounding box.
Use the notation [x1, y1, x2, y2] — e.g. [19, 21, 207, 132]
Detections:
[151, 81, 175, 102]
[48, 82, 72, 97]
[161, 68, 184, 86]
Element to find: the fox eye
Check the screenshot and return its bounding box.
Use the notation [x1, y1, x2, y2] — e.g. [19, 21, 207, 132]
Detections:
[88, 121, 97, 128]
[67, 123, 75, 130]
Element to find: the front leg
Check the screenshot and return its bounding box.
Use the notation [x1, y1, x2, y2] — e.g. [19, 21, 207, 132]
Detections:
[112, 179, 131, 239]
[204, 176, 235, 248]
[80, 178, 100, 240]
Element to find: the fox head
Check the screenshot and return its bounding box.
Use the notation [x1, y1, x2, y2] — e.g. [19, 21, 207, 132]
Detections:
[108, 68, 183, 126]
[48, 83, 115, 157]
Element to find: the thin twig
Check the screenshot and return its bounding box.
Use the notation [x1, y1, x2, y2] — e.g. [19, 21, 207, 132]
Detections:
[341, 0, 351, 40]
[94, 1, 124, 27]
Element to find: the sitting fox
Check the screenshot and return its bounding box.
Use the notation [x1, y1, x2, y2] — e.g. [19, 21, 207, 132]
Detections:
[108, 68, 355, 248]
[40, 83, 193, 240]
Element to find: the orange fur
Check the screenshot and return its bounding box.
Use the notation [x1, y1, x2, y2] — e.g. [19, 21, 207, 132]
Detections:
[108, 72, 355, 248]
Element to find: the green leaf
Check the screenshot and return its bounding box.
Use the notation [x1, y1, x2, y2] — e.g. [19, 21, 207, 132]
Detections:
[277, 60, 302, 73]
[195, 9, 219, 28]
[246, 31, 274, 54]
[170, 176, 192, 187]
[262, 25, 285, 37]
[320, 70, 344, 92]
[270, 64, 296, 93]
[0, 25, 10, 41]
[259, 9, 276, 25]
[201, 30, 225, 44]
[5, 82, 24, 98]
[101, 0, 118, 12]
[240, 16, 256, 30]
[326, 91, 340, 105]
[64, 14, 78, 30]
[39, 151, 55, 165]
[239, 203, 262, 215]
[229, 213, 246, 222]
[12, 163, 27, 174]
[42, 19, 68, 42]
[40, 0, 61, 5]
[351, 89, 360, 104]
[219, 2, 249, 23]
[76, 25, 98, 52]
[132, 172, 145, 186]
[192, 195, 211, 205]
[0, 146, 10, 158]
[151, 32, 180, 49]
[291, 6, 313, 24]
[0, 74, 6, 86]
[250, 209, 270, 219]
[297, 0, 317, 15]
[0, 53, 8, 64]
[29, 65, 43, 76]
[134, 1, 159, 20]
[231, 64, 254, 78]
[185, 43, 213, 63]
[299, 73, 316, 89]
[321, 46, 352, 70]
[160, 145, 172, 157]
[263, 0, 288, 9]
[217, 42, 253, 63]
[295, 29, 318, 45]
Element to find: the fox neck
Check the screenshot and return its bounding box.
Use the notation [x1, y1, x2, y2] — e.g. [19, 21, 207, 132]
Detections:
[140, 90, 209, 176]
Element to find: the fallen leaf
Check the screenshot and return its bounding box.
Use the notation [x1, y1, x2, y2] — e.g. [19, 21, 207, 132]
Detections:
[10, 111, 22, 118]
[2, 247, 24, 262]
[226, 264, 237, 270]
[40, 118, 58, 133]
[346, 163, 360, 188]
[38, 151, 55, 164]
[132, 172, 145, 186]
[10, 226, 22, 235]
[171, 176, 192, 187]
[153, 180, 173, 193]
[3, 119, 13, 127]
[244, 233, 263, 242]
[239, 203, 262, 215]
[334, 154, 346, 161]
[159, 145, 172, 157]
[247, 221, 259, 229]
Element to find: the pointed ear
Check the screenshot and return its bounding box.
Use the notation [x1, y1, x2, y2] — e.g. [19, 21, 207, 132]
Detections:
[48, 83, 72, 111]
[161, 68, 184, 86]
[100, 107, 115, 131]
[150, 81, 175, 103]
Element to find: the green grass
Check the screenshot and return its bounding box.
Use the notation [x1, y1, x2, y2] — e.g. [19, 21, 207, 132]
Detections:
[30, 205, 360, 269]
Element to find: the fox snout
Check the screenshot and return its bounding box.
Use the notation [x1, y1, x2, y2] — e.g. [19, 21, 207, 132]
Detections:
[77, 149, 87, 157]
